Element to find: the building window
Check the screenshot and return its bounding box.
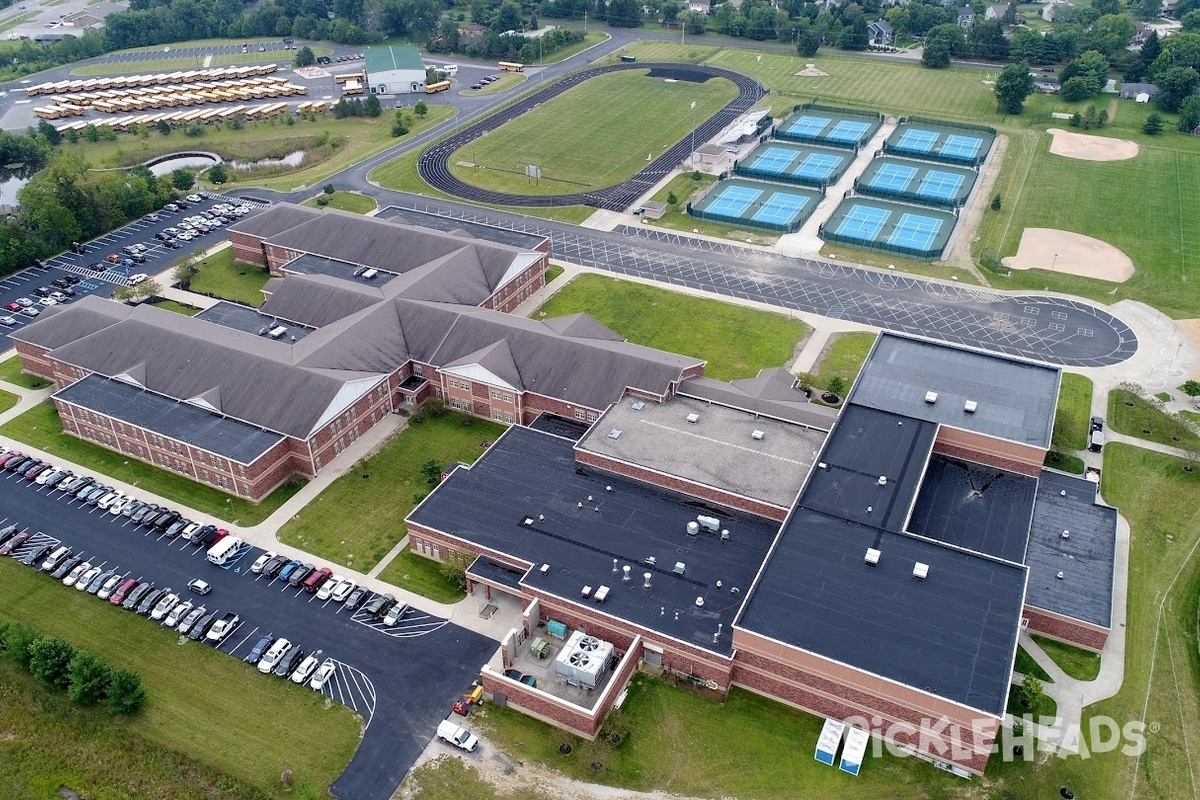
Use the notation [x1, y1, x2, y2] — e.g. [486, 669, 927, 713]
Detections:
[503, 393, 513, 403]
[575, 409, 586, 420]
[492, 409, 503, 421]
[491, 390, 501, 400]
[504, 412, 514, 424]
[413, 364, 424, 377]
[587, 412, 598, 422]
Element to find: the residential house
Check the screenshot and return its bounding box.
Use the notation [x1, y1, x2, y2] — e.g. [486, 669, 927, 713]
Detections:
[957, 5, 975, 27]
[868, 19, 895, 46]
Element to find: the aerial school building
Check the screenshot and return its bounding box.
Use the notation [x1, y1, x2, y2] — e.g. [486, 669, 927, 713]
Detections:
[407, 333, 1119, 777]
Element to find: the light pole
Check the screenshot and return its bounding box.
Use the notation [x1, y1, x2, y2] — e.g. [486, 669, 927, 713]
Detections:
[690, 100, 696, 170]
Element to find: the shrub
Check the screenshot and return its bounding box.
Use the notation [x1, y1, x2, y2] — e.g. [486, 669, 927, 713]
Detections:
[29, 636, 75, 691]
[106, 668, 147, 715]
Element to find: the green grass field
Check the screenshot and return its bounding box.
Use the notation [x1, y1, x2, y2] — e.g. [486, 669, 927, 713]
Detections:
[146, 298, 200, 316]
[0, 562, 360, 798]
[1015, 645, 1054, 683]
[375, 546, 465, 604]
[187, 246, 269, 307]
[0, 356, 50, 390]
[0, 386, 19, 415]
[1108, 388, 1200, 449]
[809, 331, 877, 391]
[1031, 634, 1102, 682]
[449, 70, 737, 196]
[1044, 450, 1086, 474]
[1053, 372, 1094, 452]
[459, 72, 527, 96]
[277, 411, 503, 573]
[0, 401, 305, 525]
[302, 190, 378, 214]
[536, 274, 808, 381]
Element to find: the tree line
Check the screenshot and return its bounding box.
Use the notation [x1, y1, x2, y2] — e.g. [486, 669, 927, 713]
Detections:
[0, 616, 147, 715]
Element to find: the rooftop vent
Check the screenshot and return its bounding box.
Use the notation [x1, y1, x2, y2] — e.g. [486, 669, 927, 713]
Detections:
[524, 517, 534, 526]
[644, 572, 652, 588]
[865, 547, 881, 567]
[644, 555, 657, 567]
[1056, 571, 1065, 580]
[877, 475, 888, 486]
[752, 430, 764, 440]
[622, 565, 631, 582]
[540, 564, 550, 574]
[721, 529, 730, 542]
[594, 585, 610, 602]
[925, 391, 939, 404]
[818, 461, 828, 470]
[695, 596, 704, 607]
[581, 585, 592, 598]
[686, 413, 700, 424]
[608, 428, 623, 440]
[631, 401, 645, 411]
[686, 521, 699, 536]
[697, 515, 720, 532]
[1062, 529, 1070, 540]
[674, 561, 686, 576]
[913, 562, 929, 581]
[964, 400, 978, 413]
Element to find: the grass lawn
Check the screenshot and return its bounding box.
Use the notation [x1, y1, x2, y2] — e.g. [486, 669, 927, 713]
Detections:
[649, 171, 716, 208]
[0, 356, 51, 390]
[474, 675, 963, 798]
[1108, 388, 1200, 449]
[145, 298, 200, 316]
[537, 274, 808, 381]
[448, 70, 738, 196]
[544, 264, 565, 284]
[0, 562, 360, 799]
[808, 331, 876, 391]
[376, 546, 465, 604]
[0, 386, 18, 414]
[1031, 634, 1102, 682]
[302, 190, 378, 214]
[818, 244, 982, 284]
[0, 401, 305, 525]
[539, 29, 609, 64]
[1015, 645, 1054, 683]
[1053, 372, 1094, 451]
[186, 246, 269, 307]
[1043, 450, 1085, 474]
[277, 411, 503, 573]
[645, 210, 781, 246]
[459, 72, 527, 95]
[1006, 685, 1058, 722]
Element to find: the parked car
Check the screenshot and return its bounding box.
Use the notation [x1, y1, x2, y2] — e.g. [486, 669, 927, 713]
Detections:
[274, 646, 306, 678]
[244, 634, 275, 665]
[165, 518, 189, 538]
[52, 555, 83, 580]
[316, 574, 344, 601]
[331, 578, 356, 602]
[309, 659, 336, 691]
[188, 612, 218, 641]
[287, 563, 315, 587]
[122, 582, 155, 610]
[109, 577, 140, 605]
[0, 530, 30, 555]
[73, 565, 101, 591]
[250, 551, 277, 574]
[85, 568, 115, 594]
[363, 593, 396, 620]
[176, 605, 207, 635]
[257, 638, 292, 674]
[131, 504, 159, 524]
[206, 612, 240, 644]
[278, 559, 303, 582]
[383, 601, 408, 626]
[344, 585, 370, 611]
[19, 544, 54, 566]
[302, 566, 332, 593]
[262, 554, 289, 577]
[164, 600, 193, 627]
[95, 573, 123, 599]
[186, 578, 211, 595]
[40, 545, 72, 572]
[97, 490, 124, 510]
[137, 587, 167, 616]
[290, 654, 320, 684]
[0, 525, 20, 550]
[150, 592, 179, 621]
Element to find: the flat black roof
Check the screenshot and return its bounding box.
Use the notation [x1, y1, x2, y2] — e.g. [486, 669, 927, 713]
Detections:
[528, 413, 592, 442]
[737, 508, 1027, 716]
[377, 206, 549, 250]
[907, 456, 1038, 564]
[852, 333, 1060, 447]
[193, 301, 315, 342]
[283, 253, 398, 286]
[54, 374, 284, 465]
[798, 404, 935, 532]
[409, 426, 780, 655]
[1025, 470, 1116, 628]
[466, 555, 528, 592]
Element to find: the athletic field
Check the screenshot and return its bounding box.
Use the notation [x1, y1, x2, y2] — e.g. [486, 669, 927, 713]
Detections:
[448, 70, 737, 196]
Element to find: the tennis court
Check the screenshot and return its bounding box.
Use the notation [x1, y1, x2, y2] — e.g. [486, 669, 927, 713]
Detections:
[884, 121, 995, 166]
[820, 197, 956, 258]
[690, 177, 823, 233]
[776, 107, 882, 150]
[735, 141, 851, 187]
[854, 156, 977, 208]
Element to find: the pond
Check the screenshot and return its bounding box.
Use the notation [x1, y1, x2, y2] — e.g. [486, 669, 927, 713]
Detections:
[230, 150, 307, 171]
[147, 154, 219, 176]
[0, 174, 29, 206]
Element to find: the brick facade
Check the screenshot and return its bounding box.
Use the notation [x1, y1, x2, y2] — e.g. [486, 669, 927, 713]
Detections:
[1023, 605, 1109, 652]
[229, 230, 267, 267]
[933, 427, 1046, 478]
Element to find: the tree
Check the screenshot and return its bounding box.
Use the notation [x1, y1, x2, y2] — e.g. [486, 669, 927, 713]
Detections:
[436, 550, 473, 591]
[666, 190, 678, 205]
[29, 636, 75, 691]
[1180, 94, 1200, 130]
[1144, 111, 1165, 133]
[922, 39, 952, 68]
[170, 168, 194, 191]
[3, 621, 39, 671]
[827, 376, 846, 396]
[1156, 65, 1200, 111]
[294, 45, 316, 67]
[1017, 674, 1046, 715]
[1060, 76, 1094, 102]
[1185, 9, 1200, 30]
[607, 0, 643, 27]
[364, 94, 382, 118]
[995, 62, 1036, 114]
[413, 100, 428, 118]
[680, 9, 706, 34]
[1182, 379, 1200, 399]
[798, 28, 821, 57]
[68, 650, 112, 705]
[991, 193, 1002, 211]
[207, 163, 228, 185]
[420, 458, 443, 483]
[1093, 0, 1121, 14]
[172, 259, 199, 288]
[492, 0, 524, 32]
[106, 668, 146, 715]
[36, 119, 61, 146]
[112, 279, 162, 304]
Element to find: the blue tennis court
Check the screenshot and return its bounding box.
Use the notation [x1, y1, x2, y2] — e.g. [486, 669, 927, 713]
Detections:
[896, 128, 938, 153]
[794, 152, 843, 181]
[868, 163, 919, 192]
[706, 184, 763, 217]
[917, 171, 965, 202]
[827, 120, 872, 144]
[753, 193, 810, 225]
[834, 205, 890, 241]
[940, 134, 983, 160]
[747, 146, 800, 173]
[785, 115, 831, 137]
[888, 213, 943, 251]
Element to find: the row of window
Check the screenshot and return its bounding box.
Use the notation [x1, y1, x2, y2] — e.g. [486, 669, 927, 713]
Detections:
[490, 390, 514, 403]
[491, 409, 515, 424]
[574, 409, 599, 422]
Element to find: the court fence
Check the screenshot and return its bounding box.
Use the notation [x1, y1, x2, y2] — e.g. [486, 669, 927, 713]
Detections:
[798, 102, 884, 121]
[900, 116, 996, 136]
[687, 178, 819, 234]
[885, 118, 997, 167]
[853, 172, 969, 209]
[733, 152, 841, 190]
[819, 193, 954, 260]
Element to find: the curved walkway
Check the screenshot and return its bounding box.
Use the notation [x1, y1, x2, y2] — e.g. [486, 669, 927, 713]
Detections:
[416, 62, 765, 211]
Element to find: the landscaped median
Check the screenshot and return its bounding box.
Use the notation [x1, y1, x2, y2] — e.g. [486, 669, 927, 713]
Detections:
[0, 401, 305, 525]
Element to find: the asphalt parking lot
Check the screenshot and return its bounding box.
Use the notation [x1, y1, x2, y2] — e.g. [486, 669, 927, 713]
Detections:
[0, 459, 496, 800]
[0, 194, 268, 347]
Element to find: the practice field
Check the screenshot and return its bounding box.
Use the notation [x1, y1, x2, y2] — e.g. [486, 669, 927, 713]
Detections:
[855, 156, 977, 208]
[735, 141, 851, 188]
[690, 178, 823, 232]
[775, 108, 881, 149]
[884, 121, 995, 166]
[820, 197, 956, 259]
[447, 70, 737, 196]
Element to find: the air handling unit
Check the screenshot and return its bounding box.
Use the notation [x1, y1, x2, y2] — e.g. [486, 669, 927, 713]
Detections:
[553, 630, 615, 689]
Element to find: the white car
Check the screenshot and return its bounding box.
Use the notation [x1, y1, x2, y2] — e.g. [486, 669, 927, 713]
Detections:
[74, 565, 102, 591]
[35, 468, 63, 486]
[127, 273, 148, 285]
[96, 574, 123, 600]
[180, 522, 200, 540]
[290, 654, 320, 684]
[316, 574, 344, 601]
[206, 613, 240, 644]
[186, 194, 202, 203]
[50, 291, 68, 302]
[97, 490, 124, 510]
[257, 638, 292, 674]
[150, 592, 179, 621]
[21, 307, 39, 317]
[15, 297, 32, 307]
[331, 578, 356, 602]
[163, 599, 193, 627]
[62, 562, 92, 587]
[382, 601, 408, 626]
[0, 316, 14, 326]
[108, 496, 133, 515]
[309, 659, 336, 691]
[250, 550, 276, 574]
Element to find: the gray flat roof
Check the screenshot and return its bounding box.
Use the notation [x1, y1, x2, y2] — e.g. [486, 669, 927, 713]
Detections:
[376, 206, 550, 250]
[907, 455, 1038, 564]
[54, 374, 284, 465]
[737, 508, 1027, 717]
[1025, 470, 1116, 628]
[283, 253, 398, 286]
[577, 395, 826, 509]
[409, 426, 780, 655]
[799, 404, 936, 532]
[852, 333, 1060, 447]
[193, 301, 315, 342]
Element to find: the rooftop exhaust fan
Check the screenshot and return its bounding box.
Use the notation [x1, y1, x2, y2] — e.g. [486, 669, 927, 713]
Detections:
[865, 548, 881, 567]
[925, 391, 938, 404]
[913, 562, 929, 581]
[686, 413, 700, 424]
[964, 400, 978, 413]
[752, 430, 764, 440]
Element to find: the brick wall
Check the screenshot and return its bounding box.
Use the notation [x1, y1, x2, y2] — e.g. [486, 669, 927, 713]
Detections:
[308, 380, 391, 471]
[1023, 606, 1109, 652]
[574, 449, 789, 522]
[933, 428, 1045, 478]
[520, 392, 601, 427]
[13, 340, 55, 381]
[483, 256, 547, 314]
[229, 230, 267, 267]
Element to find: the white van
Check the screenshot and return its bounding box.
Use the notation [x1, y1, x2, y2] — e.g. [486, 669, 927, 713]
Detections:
[206, 535, 244, 566]
[444, 64, 458, 76]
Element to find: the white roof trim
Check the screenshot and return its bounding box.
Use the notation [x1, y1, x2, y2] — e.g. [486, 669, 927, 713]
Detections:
[441, 363, 517, 391]
[185, 396, 219, 412]
[495, 251, 542, 292]
[111, 372, 144, 388]
[308, 374, 387, 435]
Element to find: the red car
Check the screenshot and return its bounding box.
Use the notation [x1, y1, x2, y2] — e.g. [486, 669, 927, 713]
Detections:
[0, 451, 23, 468]
[3, 302, 19, 312]
[212, 528, 229, 545]
[303, 566, 333, 593]
[110, 578, 140, 605]
[0, 531, 29, 555]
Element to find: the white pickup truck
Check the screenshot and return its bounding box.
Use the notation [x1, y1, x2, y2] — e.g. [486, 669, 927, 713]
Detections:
[436, 719, 479, 752]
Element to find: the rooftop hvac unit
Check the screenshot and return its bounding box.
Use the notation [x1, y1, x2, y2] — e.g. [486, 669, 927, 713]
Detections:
[686, 413, 700, 424]
[925, 391, 938, 404]
[554, 632, 614, 689]
[673, 561, 686, 575]
[752, 430, 764, 440]
[631, 401, 645, 411]
[608, 428, 623, 440]
[540, 564, 550, 574]
[594, 585, 610, 602]
[865, 547, 881, 567]
[581, 585, 592, 598]
[268, 326, 288, 339]
[964, 400, 978, 413]
[913, 562, 929, 580]
[697, 515, 720, 532]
